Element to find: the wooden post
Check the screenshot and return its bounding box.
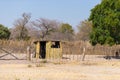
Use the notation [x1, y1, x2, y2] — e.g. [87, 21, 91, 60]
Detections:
[81, 40, 86, 61]
[27, 46, 31, 61]
[81, 47, 86, 61]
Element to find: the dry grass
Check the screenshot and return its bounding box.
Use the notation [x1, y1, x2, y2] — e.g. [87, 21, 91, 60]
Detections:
[0, 40, 120, 56]
[80, 61, 99, 66]
[0, 60, 120, 80]
[1, 40, 120, 80]
[0, 40, 33, 53]
[15, 78, 20, 80]
[27, 64, 32, 68]
[36, 63, 45, 67]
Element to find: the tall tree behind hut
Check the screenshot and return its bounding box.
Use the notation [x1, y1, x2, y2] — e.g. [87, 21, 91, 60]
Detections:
[10, 13, 31, 40]
[32, 18, 60, 40]
[76, 20, 92, 41]
[60, 23, 74, 41]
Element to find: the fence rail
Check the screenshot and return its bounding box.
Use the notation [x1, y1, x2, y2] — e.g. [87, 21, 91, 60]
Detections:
[0, 40, 120, 61]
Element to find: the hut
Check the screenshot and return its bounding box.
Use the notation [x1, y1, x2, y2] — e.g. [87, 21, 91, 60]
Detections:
[34, 40, 62, 59]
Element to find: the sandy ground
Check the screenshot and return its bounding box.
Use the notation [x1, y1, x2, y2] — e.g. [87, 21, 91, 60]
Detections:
[0, 59, 120, 80]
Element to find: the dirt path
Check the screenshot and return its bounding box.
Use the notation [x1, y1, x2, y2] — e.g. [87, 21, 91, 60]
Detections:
[0, 60, 120, 80]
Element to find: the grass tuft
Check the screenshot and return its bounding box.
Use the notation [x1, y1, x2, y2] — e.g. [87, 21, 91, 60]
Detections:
[27, 64, 32, 68]
[36, 63, 45, 67]
[15, 78, 20, 80]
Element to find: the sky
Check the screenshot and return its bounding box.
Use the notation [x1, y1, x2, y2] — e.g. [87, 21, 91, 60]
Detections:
[0, 0, 101, 29]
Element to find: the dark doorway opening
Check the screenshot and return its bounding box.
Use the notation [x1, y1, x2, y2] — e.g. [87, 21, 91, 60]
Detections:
[40, 41, 46, 59]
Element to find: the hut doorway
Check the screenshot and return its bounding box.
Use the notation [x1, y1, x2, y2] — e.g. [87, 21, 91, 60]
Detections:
[40, 41, 46, 59]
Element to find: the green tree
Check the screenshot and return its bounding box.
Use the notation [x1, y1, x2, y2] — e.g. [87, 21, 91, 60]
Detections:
[89, 0, 120, 46]
[60, 23, 74, 41]
[0, 24, 10, 39]
[60, 23, 74, 33]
